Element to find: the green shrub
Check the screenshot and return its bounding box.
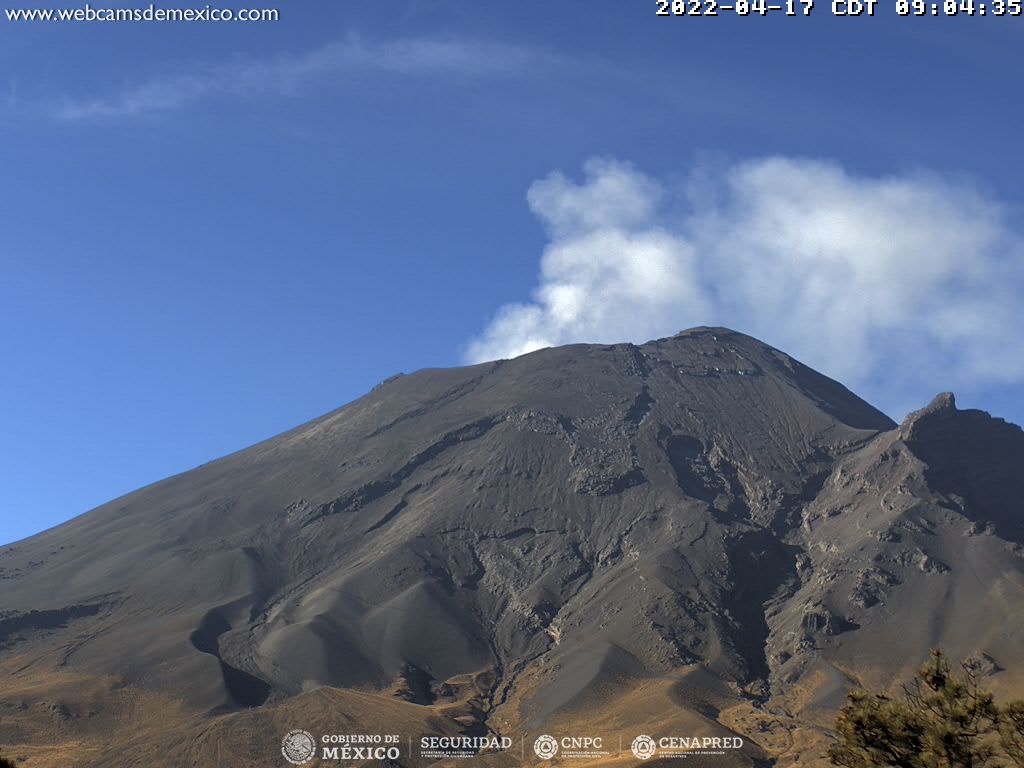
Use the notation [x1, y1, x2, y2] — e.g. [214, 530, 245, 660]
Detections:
[830, 649, 1024, 768]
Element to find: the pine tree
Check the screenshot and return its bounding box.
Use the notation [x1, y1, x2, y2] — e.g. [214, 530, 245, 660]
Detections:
[1000, 701, 1024, 765]
[829, 649, 1004, 768]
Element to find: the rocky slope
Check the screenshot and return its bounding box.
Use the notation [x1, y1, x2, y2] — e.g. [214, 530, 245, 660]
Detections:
[1, 327, 1022, 767]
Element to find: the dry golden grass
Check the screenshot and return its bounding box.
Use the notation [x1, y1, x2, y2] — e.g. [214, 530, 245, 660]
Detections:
[9, 650, 1020, 767]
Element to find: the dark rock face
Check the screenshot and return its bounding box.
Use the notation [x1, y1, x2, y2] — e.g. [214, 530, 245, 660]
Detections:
[2, 327, 1023, 765]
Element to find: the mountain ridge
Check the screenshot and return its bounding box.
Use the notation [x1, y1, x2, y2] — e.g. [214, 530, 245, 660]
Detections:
[2, 327, 1021, 768]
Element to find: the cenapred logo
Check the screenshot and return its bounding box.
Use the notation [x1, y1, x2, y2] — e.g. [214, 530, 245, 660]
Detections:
[533, 734, 559, 759]
[631, 734, 744, 759]
[631, 734, 657, 760]
[281, 729, 317, 765]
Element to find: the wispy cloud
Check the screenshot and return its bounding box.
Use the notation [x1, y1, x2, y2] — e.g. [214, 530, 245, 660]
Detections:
[55, 36, 540, 120]
[467, 157, 1024, 415]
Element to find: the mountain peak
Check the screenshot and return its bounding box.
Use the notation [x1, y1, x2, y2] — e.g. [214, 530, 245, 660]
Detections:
[2, 336, 1020, 767]
[672, 325, 742, 338]
[900, 391, 958, 437]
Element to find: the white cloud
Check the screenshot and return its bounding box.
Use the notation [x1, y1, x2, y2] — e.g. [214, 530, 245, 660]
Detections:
[466, 157, 1024, 413]
[56, 36, 538, 120]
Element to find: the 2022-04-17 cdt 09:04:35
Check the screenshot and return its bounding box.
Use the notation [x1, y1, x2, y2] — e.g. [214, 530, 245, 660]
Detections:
[656, 0, 1021, 16]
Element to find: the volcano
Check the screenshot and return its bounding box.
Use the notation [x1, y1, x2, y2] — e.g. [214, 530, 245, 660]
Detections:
[2, 327, 1023, 767]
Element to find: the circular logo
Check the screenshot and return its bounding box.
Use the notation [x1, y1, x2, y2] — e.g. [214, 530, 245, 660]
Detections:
[534, 734, 559, 759]
[631, 734, 657, 760]
[281, 729, 317, 765]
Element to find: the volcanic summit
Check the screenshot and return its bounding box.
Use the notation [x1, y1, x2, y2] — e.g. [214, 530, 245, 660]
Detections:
[2, 327, 1023, 767]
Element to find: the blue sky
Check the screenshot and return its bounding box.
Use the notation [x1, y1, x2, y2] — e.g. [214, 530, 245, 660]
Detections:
[2, 1, 1022, 545]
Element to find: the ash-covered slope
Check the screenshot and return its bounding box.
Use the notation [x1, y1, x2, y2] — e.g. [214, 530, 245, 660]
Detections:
[1, 327, 1021, 767]
[768, 392, 1024, 716]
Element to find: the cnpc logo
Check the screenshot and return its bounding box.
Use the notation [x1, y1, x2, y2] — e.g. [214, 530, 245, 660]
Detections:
[533, 734, 605, 759]
[533, 735, 559, 759]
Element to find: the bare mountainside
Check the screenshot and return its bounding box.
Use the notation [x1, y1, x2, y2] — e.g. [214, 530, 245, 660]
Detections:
[2, 327, 1023, 767]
